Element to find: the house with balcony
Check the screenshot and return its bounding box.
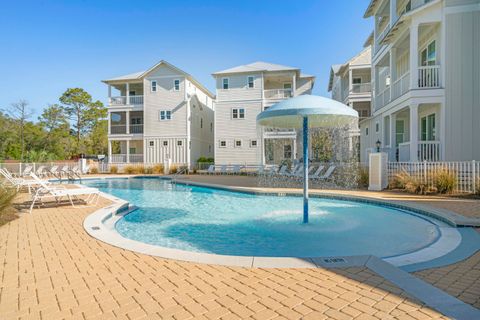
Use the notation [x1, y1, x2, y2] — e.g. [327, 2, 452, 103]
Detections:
[359, 0, 480, 163]
[212, 62, 315, 165]
[328, 46, 373, 121]
[102, 60, 215, 167]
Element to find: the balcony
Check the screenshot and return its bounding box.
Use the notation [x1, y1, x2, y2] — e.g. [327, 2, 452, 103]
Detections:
[110, 154, 144, 163]
[264, 89, 293, 100]
[109, 111, 144, 135]
[375, 66, 441, 112]
[109, 95, 144, 106]
[351, 83, 372, 94]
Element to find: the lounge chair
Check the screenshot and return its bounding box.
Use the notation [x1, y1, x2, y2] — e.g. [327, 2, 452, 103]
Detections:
[231, 165, 242, 175]
[22, 165, 33, 177]
[0, 168, 49, 193]
[277, 165, 288, 176]
[35, 166, 47, 178]
[29, 173, 99, 213]
[49, 165, 60, 178]
[319, 166, 336, 180]
[309, 166, 325, 179]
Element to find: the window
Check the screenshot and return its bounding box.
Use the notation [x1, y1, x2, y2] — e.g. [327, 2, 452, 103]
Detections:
[209, 145, 212, 153]
[151, 81, 157, 92]
[250, 140, 257, 147]
[283, 83, 292, 89]
[375, 122, 379, 133]
[177, 140, 183, 146]
[234, 140, 242, 148]
[247, 76, 254, 88]
[219, 140, 227, 148]
[232, 108, 245, 119]
[283, 145, 292, 159]
[163, 141, 168, 146]
[353, 77, 362, 84]
[421, 40, 436, 66]
[421, 114, 436, 141]
[395, 120, 405, 146]
[222, 78, 229, 90]
[149, 141, 154, 147]
[159, 110, 172, 121]
[129, 90, 136, 96]
[365, 127, 369, 136]
[200, 118, 203, 128]
[210, 122, 213, 132]
[174, 79, 180, 91]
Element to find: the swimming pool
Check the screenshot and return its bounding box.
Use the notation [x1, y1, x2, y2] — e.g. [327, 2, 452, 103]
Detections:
[82, 178, 450, 258]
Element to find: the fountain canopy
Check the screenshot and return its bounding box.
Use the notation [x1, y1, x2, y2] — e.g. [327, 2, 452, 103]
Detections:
[257, 95, 358, 128]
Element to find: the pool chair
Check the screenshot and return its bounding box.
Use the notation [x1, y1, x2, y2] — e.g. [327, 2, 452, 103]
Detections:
[318, 166, 336, 180]
[198, 164, 215, 174]
[49, 166, 60, 178]
[309, 166, 325, 179]
[35, 165, 47, 178]
[0, 168, 49, 193]
[231, 165, 243, 175]
[277, 165, 288, 176]
[22, 165, 33, 177]
[219, 165, 227, 174]
[28, 173, 99, 213]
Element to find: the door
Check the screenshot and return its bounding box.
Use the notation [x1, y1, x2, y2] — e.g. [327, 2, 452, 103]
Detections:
[421, 114, 436, 141]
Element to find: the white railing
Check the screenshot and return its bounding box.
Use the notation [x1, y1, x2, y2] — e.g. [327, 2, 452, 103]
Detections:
[109, 154, 144, 163]
[418, 141, 441, 162]
[398, 142, 410, 162]
[391, 71, 410, 100]
[418, 65, 440, 88]
[375, 86, 391, 111]
[130, 124, 143, 134]
[129, 95, 144, 105]
[388, 160, 480, 194]
[351, 83, 371, 94]
[109, 95, 144, 106]
[0, 161, 79, 176]
[129, 154, 144, 163]
[110, 125, 126, 134]
[264, 89, 293, 99]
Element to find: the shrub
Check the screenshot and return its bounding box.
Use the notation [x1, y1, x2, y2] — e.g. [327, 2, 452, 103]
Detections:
[169, 165, 178, 174]
[110, 165, 118, 174]
[152, 164, 164, 174]
[89, 167, 99, 174]
[476, 179, 480, 195]
[133, 165, 145, 174]
[197, 157, 214, 163]
[0, 187, 17, 215]
[144, 166, 153, 174]
[390, 172, 434, 195]
[433, 169, 457, 194]
[124, 165, 136, 174]
[357, 167, 369, 188]
[389, 172, 409, 189]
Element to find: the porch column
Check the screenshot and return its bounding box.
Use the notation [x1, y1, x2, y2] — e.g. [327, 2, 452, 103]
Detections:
[126, 83, 130, 105]
[126, 140, 130, 163]
[108, 85, 112, 105]
[409, 24, 419, 90]
[292, 73, 296, 97]
[107, 112, 111, 135]
[409, 104, 419, 161]
[440, 102, 446, 160]
[348, 68, 353, 93]
[126, 110, 130, 134]
[390, 48, 397, 82]
[389, 113, 396, 148]
[108, 140, 112, 161]
[390, 0, 397, 27]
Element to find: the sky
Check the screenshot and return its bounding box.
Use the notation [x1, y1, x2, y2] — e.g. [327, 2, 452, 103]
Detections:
[0, 0, 372, 119]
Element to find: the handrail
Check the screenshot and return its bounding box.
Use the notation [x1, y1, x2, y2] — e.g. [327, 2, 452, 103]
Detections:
[170, 166, 189, 184]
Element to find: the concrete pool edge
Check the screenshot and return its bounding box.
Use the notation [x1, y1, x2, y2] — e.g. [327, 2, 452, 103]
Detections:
[82, 178, 480, 271]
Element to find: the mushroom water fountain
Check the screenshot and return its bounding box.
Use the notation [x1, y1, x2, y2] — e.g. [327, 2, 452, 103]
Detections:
[257, 95, 358, 223]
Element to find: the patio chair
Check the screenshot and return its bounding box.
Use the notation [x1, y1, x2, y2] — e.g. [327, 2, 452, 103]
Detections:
[49, 165, 60, 178]
[29, 173, 99, 213]
[35, 166, 47, 178]
[277, 165, 288, 176]
[319, 166, 336, 180]
[22, 165, 33, 177]
[231, 165, 242, 175]
[0, 168, 49, 193]
[219, 165, 227, 174]
[309, 166, 325, 179]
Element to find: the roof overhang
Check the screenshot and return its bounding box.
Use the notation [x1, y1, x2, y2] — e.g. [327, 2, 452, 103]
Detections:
[364, 0, 382, 18]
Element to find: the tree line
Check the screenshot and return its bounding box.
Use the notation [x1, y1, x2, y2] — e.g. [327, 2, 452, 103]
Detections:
[0, 88, 107, 162]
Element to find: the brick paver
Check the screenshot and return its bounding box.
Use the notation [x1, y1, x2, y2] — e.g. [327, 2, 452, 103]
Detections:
[0, 191, 452, 319]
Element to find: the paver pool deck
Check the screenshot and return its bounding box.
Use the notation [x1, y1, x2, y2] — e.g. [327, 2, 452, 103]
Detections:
[1, 174, 479, 319]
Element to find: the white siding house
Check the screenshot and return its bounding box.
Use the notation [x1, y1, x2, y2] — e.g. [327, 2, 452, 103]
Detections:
[103, 60, 215, 168]
[359, 0, 480, 163]
[212, 62, 315, 165]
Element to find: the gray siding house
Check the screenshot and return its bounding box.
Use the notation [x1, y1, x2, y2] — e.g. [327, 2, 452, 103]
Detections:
[103, 60, 215, 168]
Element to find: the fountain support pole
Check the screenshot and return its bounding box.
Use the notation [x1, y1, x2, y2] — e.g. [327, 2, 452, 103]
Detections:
[303, 116, 309, 223]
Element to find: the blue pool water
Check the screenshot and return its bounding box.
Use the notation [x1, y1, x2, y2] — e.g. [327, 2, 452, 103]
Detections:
[82, 178, 442, 258]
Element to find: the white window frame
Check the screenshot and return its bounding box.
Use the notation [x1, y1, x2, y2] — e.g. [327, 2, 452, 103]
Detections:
[234, 139, 242, 148]
[365, 127, 369, 136]
[232, 108, 245, 119]
[177, 140, 183, 146]
[222, 78, 229, 90]
[250, 140, 257, 148]
[420, 39, 437, 66]
[148, 140, 155, 147]
[163, 141, 168, 146]
[159, 110, 172, 121]
[174, 79, 180, 91]
[352, 77, 362, 84]
[151, 80, 157, 92]
[219, 140, 227, 148]
[247, 76, 254, 89]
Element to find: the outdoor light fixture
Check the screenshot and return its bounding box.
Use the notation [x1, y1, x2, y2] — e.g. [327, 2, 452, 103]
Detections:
[376, 140, 381, 152]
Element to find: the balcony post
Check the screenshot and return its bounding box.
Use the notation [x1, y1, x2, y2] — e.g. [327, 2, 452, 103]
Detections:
[409, 23, 419, 89]
[348, 68, 353, 93]
[390, 48, 397, 82]
[390, 0, 397, 27]
[126, 83, 130, 105]
[126, 140, 130, 163]
[409, 104, 419, 161]
[108, 140, 112, 162]
[108, 85, 112, 104]
[390, 113, 396, 148]
[108, 112, 111, 135]
[292, 73, 296, 97]
[126, 111, 130, 134]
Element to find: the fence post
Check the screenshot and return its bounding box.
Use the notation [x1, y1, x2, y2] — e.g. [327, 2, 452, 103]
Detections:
[423, 160, 427, 184]
[19, 163, 22, 175]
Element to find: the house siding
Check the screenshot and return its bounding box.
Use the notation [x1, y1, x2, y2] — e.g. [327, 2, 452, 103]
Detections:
[216, 73, 263, 101]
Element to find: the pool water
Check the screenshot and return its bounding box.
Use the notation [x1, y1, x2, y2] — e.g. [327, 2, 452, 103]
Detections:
[82, 178, 442, 258]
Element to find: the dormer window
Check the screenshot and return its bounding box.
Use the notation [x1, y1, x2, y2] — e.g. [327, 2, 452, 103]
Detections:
[174, 79, 180, 91]
[247, 76, 254, 88]
[222, 78, 229, 90]
[151, 81, 157, 92]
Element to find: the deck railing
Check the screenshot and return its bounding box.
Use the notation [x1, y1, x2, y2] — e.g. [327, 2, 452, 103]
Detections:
[129, 124, 144, 134]
[418, 65, 440, 88]
[391, 71, 410, 101]
[109, 95, 144, 106]
[351, 83, 371, 94]
[109, 154, 144, 163]
[264, 89, 293, 99]
[110, 125, 126, 134]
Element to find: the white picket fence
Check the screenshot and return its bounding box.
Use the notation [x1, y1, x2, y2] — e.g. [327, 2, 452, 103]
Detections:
[388, 160, 479, 193]
[0, 161, 79, 176]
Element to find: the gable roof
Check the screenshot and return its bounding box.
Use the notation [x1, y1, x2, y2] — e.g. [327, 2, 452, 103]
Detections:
[102, 60, 215, 98]
[212, 61, 300, 75]
[327, 46, 372, 92]
[327, 65, 342, 92]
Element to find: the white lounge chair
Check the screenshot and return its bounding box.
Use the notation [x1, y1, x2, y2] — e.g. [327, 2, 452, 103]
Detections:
[231, 165, 242, 175]
[49, 165, 60, 177]
[319, 166, 336, 180]
[277, 165, 288, 176]
[22, 166, 33, 177]
[0, 168, 49, 193]
[219, 165, 227, 174]
[309, 166, 325, 179]
[29, 173, 99, 213]
[35, 166, 47, 178]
